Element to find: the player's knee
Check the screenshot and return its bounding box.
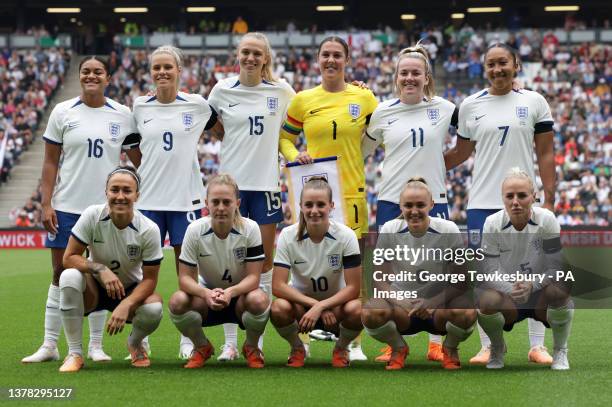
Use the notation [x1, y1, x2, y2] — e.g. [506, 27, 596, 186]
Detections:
[448, 308, 476, 327]
[543, 283, 571, 307]
[135, 302, 163, 325]
[361, 305, 391, 328]
[168, 290, 190, 315]
[478, 289, 503, 313]
[343, 299, 362, 320]
[58, 268, 85, 292]
[270, 298, 293, 325]
[245, 289, 270, 315]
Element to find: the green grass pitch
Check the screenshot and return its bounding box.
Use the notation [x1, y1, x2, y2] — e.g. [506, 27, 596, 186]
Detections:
[0, 249, 610, 406]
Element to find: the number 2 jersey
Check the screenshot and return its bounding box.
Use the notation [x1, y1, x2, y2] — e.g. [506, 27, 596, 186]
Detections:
[71, 204, 163, 287]
[43, 97, 138, 214]
[133, 92, 217, 211]
[364, 96, 457, 204]
[273, 220, 361, 300]
[208, 77, 295, 192]
[179, 216, 265, 289]
[458, 89, 554, 209]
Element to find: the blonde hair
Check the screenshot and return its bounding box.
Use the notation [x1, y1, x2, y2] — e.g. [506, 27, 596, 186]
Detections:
[239, 32, 277, 82]
[394, 43, 435, 101]
[297, 177, 333, 242]
[150, 45, 184, 89]
[207, 173, 243, 228]
[502, 167, 535, 194]
[397, 177, 433, 219]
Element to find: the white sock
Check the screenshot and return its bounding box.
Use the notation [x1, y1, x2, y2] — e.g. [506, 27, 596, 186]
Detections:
[429, 334, 442, 344]
[223, 324, 238, 347]
[547, 304, 574, 350]
[180, 334, 194, 348]
[275, 321, 302, 349]
[59, 269, 86, 356]
[364, 321, 405, 350]
[170, 311, 208, 348]
[257, 269, 273, 350]
[128, 303, 162, 349]
[87, 310, 107, 348]
[43, 284, 61, 348]
[336, 323, 361, 350]
[477, 311, 505, 348]
[477, 322, 492, 348]
[528, 318, 546, 347]
[242, 308, 270, 348]
[443, 321, 474, 349]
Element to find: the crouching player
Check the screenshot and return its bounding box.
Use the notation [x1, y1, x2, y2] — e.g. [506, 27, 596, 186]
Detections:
[476, 168, 572, 370]
[58, 166, 164, 372]
[362, 178, 476, 370]
[270, 177, 363, 368]
[168, 174, 270, 369]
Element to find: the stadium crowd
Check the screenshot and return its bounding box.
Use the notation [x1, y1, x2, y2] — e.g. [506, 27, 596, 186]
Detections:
[8, 32, 610, 228]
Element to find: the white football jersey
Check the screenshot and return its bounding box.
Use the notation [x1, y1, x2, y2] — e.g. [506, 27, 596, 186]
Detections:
[179, 216, 264, 289]
[274, 220, 361, 301]
[364, 96, 457, 204]
[208, 77, 295, 191]
[133, 92, 217, 211]
[71, 204, 163, 287]
[43, 97, 138, 214]
[458, 89, 554, 209]
[378, 217, 463, 292]
[480, 206, 562, 293]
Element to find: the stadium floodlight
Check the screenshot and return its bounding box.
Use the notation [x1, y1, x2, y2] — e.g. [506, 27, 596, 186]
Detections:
[545, 5, 580, 11]
[47, 8, 81, 13]
[401, 14, 416, 20]
[316, 5, 345, 11]
[467, 7, 502, 13]
[451, 13, 465, 19]
[113, 7, 148, 13]
[187, 7, 216, 12]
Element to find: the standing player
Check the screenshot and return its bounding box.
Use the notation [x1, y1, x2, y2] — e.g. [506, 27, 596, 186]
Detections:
[58, 167, 164, 372]
[132, 45, 223, 359]
[362, 178, 476, 370]
[476, 168, 572, 370]
[362, 43, 457, 363]
[23, 56, 140, 364]
[279, 36, 378, 360]
[444, 43, 556, 364]
[168, 174, 270, 369]
[270, 177, 363, 368]
[207, 32, 295, 361]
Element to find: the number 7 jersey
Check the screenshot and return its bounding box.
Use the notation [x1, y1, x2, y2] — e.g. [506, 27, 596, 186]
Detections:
[133, 92, 217, 211]
[458, 89, 553, 209]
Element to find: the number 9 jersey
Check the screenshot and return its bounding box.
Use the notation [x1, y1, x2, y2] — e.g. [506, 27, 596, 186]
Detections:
[133, 92, 218, 211]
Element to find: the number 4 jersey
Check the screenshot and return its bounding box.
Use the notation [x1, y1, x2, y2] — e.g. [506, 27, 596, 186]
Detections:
[43, 97, 138, 214]
[208, 77, 295, 192]
[133, 92, 217, 211]
[458, 89, 554, 209]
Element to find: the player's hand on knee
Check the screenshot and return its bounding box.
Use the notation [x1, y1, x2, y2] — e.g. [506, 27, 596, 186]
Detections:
[100, 269, 125, 299]
[511, 282, 532, 304]
[299, 305, 322, 333]
[295, 152, 313, 165]
[321, 310, 337, 330]
[106, 302, 130, 335]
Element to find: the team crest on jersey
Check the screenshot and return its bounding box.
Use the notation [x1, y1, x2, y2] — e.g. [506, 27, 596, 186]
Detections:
[468, 229, 481, 246]
[328, 254, 341, 270]
[182, 112, 194, 129]
[530, 237, 543, 254]
[427, 108, 440, 124]
[127, 244, 141, 261]
[516, 106, 528, 120]
[348, 104, 360, 120]
[109, 122, 120, 142]
[233, 247, 246, 261]
[267, 97, 279, 114]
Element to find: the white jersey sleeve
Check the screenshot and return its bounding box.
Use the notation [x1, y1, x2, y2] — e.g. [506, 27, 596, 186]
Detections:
[178, 221, 200, 267]
[44, 98, 137, 214]
[210, 77, 295, 191]
[70, 204, 98, 246]
[362, 107, 384, 159]
[134, 92, 216, 211]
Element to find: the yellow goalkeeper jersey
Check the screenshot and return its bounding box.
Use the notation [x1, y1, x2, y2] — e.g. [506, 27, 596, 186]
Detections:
[280, 84, 378, 199]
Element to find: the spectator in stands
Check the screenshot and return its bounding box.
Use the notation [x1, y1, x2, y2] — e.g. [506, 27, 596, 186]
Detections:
[232, 16, 248, 34]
